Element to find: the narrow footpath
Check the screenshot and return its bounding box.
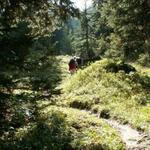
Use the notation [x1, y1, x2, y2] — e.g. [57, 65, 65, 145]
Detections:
[106, 119, 150, 150]
[82, 110, 150, 150]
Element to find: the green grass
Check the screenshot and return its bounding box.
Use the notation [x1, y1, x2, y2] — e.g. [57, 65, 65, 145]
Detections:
[1, 56, 126, 150]
[25, 106, 125, 150]
[131, 63, 150, 76]
[0, 106, 125, 150]
[61, 59, 150, 133]
[2, 56, 149, 150]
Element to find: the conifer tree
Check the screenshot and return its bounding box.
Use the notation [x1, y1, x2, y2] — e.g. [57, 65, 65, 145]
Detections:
[93, 0, 150, 61]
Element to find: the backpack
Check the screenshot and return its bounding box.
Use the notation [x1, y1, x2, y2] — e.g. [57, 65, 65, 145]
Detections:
[69, 58, 76, 66]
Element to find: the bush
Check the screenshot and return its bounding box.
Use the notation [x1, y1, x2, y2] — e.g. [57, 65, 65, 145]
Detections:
[138, 54, 150, 67]
[62, 59, 150, 132]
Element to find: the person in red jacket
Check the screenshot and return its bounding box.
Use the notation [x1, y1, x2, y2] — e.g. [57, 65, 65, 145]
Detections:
[68, 56, 78, 74]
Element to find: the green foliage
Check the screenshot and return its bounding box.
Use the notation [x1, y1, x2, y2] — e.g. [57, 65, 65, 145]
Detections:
[0, 92, 35, 134]
[0, 21, 32, 66]
[51, 26, 73, 55]
[40, 106, 125, 150]
[92, 0, 150, 61]
[65, 7, 98, 59]
[137, 53, 150, 67]
[0, 56, 64, 149]
[0, 0, 79, 36]
[62, 59, 150, 132]
[0, 55, 126, 150]
[0, 106, 125, 150]
[30, 57, 62, 91]
[0, 0, 80, 93]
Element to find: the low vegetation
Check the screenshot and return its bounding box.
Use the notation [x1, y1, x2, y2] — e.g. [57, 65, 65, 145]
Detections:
[62, 59, 150, 133]
[0, 56, 127, 150]
[1, 0, 150, 149]
[0, 101, 126, 150]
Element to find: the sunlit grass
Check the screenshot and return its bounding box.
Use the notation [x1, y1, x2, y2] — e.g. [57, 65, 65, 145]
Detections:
[1, 56, 126, 150]
[2, 105, 125, 150]
[62, 59, 150, 132]
[39, 106, 125, 150]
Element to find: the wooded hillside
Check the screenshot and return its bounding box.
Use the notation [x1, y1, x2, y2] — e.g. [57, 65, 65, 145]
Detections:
[0, 0, 150, 150]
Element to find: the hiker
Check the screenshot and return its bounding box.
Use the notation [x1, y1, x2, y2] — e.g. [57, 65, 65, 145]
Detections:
[68, 56, 78, 74]
[75, 56, 83, 68]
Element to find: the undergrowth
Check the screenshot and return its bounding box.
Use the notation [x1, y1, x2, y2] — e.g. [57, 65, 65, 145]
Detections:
[1, 56, 149, 150]
[0, 106, 125, 150]
[61, 59, 150, 132]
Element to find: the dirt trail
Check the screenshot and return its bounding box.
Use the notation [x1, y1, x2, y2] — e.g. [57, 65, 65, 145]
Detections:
[80, 110, 150, 150]
[106, 119, 150, 150]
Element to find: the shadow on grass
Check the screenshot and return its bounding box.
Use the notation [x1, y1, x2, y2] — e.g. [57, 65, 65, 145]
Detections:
[0, 56, 66, 149]
[0, 111, 74, 150]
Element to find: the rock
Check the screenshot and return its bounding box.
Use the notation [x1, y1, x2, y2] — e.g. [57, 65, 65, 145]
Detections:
[105, 62, 136, 74]
[99, 109, 110, 119]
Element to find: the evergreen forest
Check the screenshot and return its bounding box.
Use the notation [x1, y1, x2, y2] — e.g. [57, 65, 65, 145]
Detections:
[0, 0, 150, 150]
